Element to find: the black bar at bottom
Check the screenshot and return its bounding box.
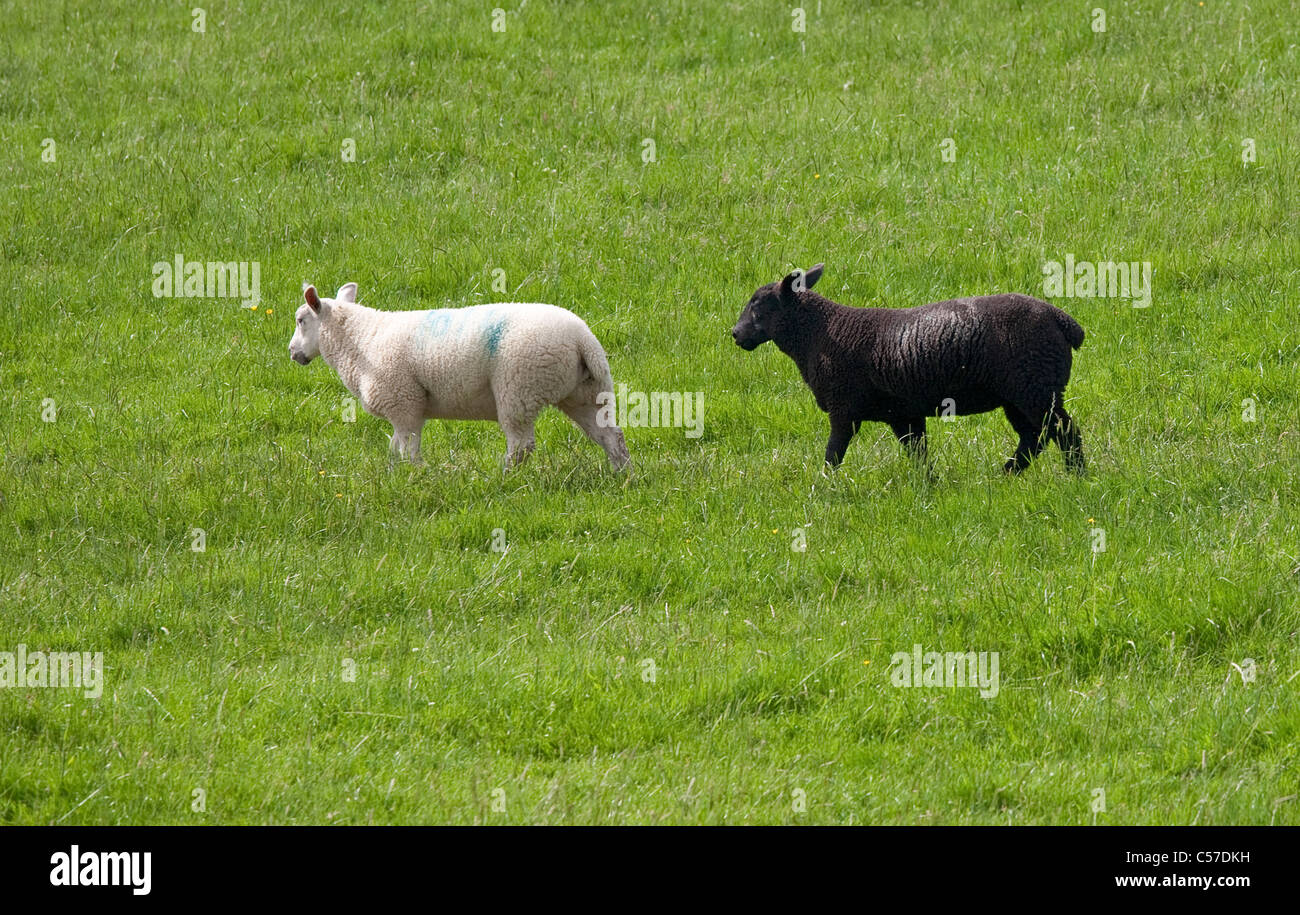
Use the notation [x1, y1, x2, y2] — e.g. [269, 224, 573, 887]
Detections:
[0, 825, 1286, 901]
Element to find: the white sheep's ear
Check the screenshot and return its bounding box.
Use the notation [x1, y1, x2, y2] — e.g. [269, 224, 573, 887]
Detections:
[335, 282, 357, 303]
[304, 284, 322, 313]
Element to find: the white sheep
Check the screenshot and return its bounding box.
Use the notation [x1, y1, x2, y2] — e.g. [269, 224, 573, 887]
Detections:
[288, 282, 630, 469]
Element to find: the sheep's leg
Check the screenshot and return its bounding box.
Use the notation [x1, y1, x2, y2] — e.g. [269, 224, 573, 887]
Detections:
[889, 418, 934, 481]
[387, 420, 425, 465]
[825, 415, 857, 468]
[1051, 404, 1086, 474]
[493, 384, 545, 469]
[559, 400, 631, 470]
[500, 413, 539, 468]
[405, 424, 425, 464]
[1003, 405, 1048, 473]
[889, 418, 928, 465]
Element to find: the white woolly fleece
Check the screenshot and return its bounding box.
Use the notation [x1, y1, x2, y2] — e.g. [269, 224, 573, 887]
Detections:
[290, 285, 630, 469]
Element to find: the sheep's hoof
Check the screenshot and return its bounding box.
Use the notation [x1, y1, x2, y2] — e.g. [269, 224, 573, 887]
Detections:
[1002, 459, 1024, 474]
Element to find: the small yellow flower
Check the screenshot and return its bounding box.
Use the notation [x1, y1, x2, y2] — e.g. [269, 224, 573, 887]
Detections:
[814, 173, 820, 178]
[336, 493, 343, 498]
[1087, 517, 1096, 524]
[265, 308, 273, 315]
[318, 470, 326, 476]
[862, 659, 871, 665]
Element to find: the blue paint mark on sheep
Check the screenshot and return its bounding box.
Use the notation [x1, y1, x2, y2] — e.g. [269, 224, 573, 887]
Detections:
[419, 309, 455, 340]
[417, 306, 508, 357]
[482, 313, 507, 356]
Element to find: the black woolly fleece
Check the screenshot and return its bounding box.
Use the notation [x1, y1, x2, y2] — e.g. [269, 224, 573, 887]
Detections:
[732, 265, 1086, 473]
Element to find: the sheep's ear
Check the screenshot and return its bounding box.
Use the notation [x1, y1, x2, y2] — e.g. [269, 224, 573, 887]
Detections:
[336, 282, 357, 303]
[303, 284, 322, 313]
[780, 264, 823, 302]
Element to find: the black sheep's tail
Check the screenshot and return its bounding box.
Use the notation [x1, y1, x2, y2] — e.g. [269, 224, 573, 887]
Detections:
[1053, 309, 1085, 350]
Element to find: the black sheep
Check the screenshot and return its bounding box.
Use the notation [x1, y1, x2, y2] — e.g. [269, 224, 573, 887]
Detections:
[731, 264, 1086, 474]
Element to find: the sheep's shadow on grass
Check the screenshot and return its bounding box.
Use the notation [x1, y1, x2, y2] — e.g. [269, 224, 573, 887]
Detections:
[811, 429, 947, 491]
[381, 445, 634, 509]
[394, 413, 636, 485]
[504, 453, 637, 495]
[811, 421, 1095, 491]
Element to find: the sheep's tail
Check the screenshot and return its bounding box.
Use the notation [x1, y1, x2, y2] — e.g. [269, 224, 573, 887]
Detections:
[1052, 308, 1085, 350]
[577, 327, 615, 391]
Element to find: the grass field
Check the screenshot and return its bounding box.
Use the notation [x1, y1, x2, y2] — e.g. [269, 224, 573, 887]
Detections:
[1, 0, 1297, 825]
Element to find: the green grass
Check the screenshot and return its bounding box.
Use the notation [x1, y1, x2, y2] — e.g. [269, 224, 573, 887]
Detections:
[1, 0, 1297, 825]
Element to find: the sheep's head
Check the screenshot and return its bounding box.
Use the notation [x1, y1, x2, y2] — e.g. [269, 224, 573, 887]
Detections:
[289, 282, 357, 364]
[731, 263, 824, 350]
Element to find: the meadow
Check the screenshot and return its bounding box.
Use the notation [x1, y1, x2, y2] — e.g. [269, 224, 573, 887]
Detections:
[0, 0, 1297, 824]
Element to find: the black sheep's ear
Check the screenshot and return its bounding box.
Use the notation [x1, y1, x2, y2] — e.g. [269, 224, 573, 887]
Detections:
[780, 263, 824, 302]
[779, 270, 799, 302]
